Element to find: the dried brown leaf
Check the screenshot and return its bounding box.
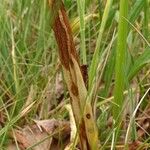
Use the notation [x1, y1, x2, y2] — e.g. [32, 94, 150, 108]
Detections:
[129, 141, 143, 150]
[7, 143, 18, 150]
[34, 119, 70, 140]
[137, 106, 150, 139]
[13, 125, 51, 150]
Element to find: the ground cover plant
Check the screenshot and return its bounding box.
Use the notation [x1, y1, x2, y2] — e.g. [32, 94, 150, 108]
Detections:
[0, 0, 150, 149]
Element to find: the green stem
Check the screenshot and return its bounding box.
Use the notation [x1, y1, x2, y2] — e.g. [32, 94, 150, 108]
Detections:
[113, 0, 128, 126]
[143, 0, 149, 40]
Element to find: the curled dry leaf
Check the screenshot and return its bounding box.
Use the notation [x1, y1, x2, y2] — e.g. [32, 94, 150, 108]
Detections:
[49, 0, 99, 149]
[13, 125, 51, 150]
[11, 119, 71, 150]
[34, 119, 70, 140]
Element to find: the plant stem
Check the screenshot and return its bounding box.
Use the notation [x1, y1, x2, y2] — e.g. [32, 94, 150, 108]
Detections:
[113, 0, 128, 126]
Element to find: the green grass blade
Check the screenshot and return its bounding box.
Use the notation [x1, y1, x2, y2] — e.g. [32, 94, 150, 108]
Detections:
[76, 0, 86, 64]
[143, 0, 149, 40]
[89, 0, 113, 89]
[113, 0, 128, 121]
[128, 47, 150, 81]
[129, 0, 145, 24]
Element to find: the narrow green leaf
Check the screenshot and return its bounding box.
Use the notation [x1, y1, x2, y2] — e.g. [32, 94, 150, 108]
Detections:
[89, 0, 113, 89]
[129, 0, 145, 24]
[76, 0, 86, 64]
[113, 0, 128, 120]
[128, 48, 150, 81]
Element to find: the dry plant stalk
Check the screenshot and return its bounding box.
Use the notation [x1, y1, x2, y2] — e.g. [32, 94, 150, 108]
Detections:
[48, 0, 99, 149]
